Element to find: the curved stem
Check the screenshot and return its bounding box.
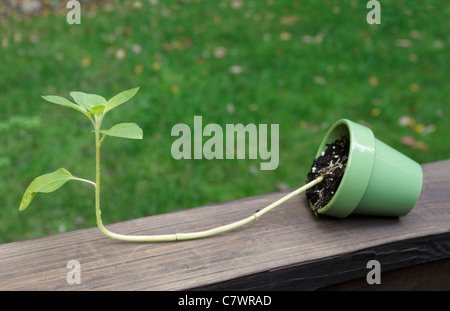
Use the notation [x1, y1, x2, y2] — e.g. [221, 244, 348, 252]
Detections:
[97, 178, 323, 241]
[93, 117, 323, 242]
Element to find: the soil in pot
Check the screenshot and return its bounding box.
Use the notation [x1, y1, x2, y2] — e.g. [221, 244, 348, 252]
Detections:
[306, 135, 350, 214]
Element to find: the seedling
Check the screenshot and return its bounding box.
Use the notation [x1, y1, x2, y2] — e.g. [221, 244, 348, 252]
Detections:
[19, 88, 327, 242]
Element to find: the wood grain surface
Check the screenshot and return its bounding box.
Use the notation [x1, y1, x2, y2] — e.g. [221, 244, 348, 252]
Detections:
[0, 160, 449, 290]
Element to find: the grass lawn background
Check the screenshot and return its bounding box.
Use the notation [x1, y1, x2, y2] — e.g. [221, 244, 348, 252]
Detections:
[0, 0, 448, 243]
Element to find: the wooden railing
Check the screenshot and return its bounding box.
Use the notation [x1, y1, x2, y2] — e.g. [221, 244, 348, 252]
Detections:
[0, 160, 449, 290]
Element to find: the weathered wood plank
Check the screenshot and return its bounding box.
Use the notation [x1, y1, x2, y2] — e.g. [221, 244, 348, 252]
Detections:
[320, 258, 450, 291]
[0, 160, 449, 290]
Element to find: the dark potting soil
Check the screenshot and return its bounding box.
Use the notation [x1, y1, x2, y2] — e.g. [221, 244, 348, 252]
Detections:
[306, 135, 350, 213]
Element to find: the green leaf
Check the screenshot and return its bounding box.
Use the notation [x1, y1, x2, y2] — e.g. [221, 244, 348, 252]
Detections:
[70, 92, 107, 112]
[91, 105, 106, 116]
[104, 87, 140, 114]
[41, 95, 91, 117]
[19, 168, 76, 211]
[98, 123, 143, 139]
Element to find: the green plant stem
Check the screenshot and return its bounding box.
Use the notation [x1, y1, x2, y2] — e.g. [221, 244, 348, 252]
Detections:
[94, 140, 323, 242]
[95, 120, 103, 233]
[92, 115, 324, 242]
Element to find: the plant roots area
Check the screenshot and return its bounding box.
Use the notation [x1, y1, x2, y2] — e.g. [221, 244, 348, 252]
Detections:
[306, 135, 350, 213]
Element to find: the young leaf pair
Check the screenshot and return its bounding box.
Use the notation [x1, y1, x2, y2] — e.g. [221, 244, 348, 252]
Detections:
[19, 87, 142, 212]
[41, 87, 142, 139]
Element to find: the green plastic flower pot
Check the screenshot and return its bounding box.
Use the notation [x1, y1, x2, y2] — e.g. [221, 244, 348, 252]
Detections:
[310, 119, 423, 218]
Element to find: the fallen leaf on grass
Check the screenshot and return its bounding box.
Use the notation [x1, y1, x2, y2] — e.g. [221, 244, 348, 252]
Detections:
[409, 83, 420, 92]
[280, 15, 299, 25]
[398, 115, 415, 127]
[81, 57, 91, 67]
[115, 48, 126, 60]
[398, 116, 435, 135]
[230, 0, 243, 9]
[313, 76, 326, 85]
[226, 103, 235, 114]
[229, 65, 244, 74]
[370, 107, 381, 117]
[213, 47, 227, 58]
[401, 136, 429, 151]
[280, 31, 292, 41]
[395, 39, 412, 48]
[152, 62, 161, 71]
[134, 65, 143, 74]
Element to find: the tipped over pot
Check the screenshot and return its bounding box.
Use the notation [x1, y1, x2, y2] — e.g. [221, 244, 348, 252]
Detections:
[306, 119, 423, 218]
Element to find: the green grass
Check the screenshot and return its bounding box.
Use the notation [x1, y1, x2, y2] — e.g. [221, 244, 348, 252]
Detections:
[1, 0, 449, 243]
